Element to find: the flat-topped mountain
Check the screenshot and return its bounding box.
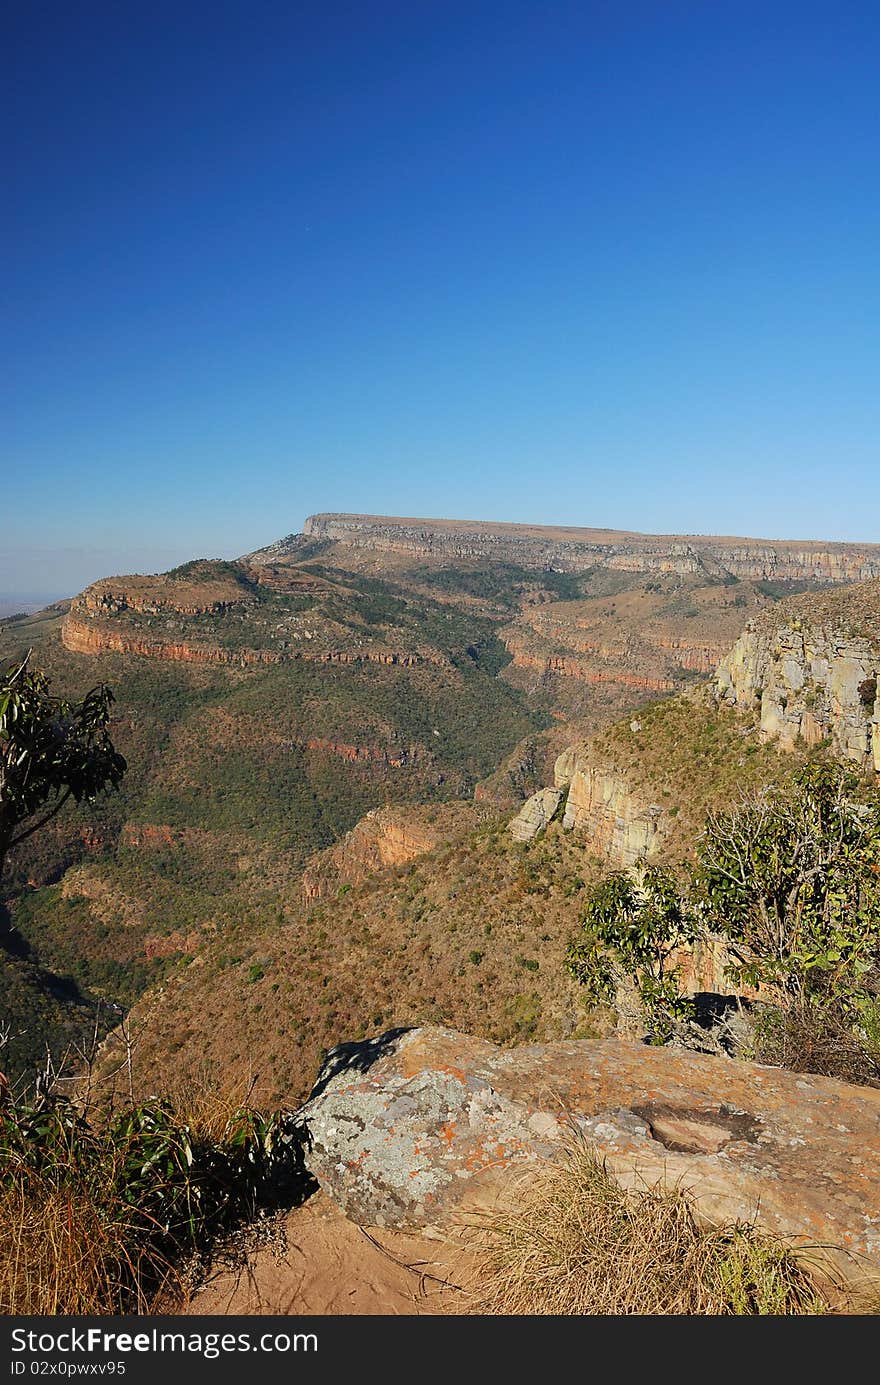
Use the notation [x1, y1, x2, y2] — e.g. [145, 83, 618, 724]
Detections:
[292, 512, 880, 584]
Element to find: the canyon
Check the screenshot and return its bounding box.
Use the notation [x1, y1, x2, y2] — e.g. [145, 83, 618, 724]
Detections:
[4, 512, 880, 1191]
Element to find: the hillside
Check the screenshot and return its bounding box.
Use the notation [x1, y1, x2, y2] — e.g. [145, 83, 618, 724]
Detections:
[296, 512, 880, 583]
[4, 516, 879, 1087]
[93, 684, 839, 1108]
[1, 561, 550, 1081]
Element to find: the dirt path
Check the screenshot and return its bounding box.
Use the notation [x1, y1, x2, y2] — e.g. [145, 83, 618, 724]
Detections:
[185, 1191, 468, 1316]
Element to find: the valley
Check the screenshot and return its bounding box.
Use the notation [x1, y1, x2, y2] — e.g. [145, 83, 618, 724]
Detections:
[3, 510, 880, 1316]
[1, 512, 876, 1095]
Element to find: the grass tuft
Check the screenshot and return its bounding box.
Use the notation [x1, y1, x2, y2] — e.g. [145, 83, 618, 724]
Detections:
[468, 1142, 837, 1315]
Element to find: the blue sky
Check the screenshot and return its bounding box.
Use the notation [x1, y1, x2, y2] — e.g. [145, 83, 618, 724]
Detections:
[5, 1, 879, 598]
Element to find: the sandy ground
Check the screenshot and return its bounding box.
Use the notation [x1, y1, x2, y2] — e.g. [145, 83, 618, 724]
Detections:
[184, 1191, 469, 1316]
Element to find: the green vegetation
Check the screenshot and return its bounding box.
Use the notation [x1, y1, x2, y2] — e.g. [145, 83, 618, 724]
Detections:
[0, 561, 550, 1077]
[0, 1078, 312, 1313]
[0, 655, 126, 882]
[753, 579, 832, 602]
[567, 868, 696, 1042]
[567, 765, 880, 1081]
[411, 562, 585, 608]
[697, 764, 880, 1005]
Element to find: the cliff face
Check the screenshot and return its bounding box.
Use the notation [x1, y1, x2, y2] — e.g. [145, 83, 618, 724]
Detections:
[717, 618, 879, 773]
[302, 513, 880, 584]
[552, 744, 665, 866]
[61, 615, 283, 664]
[504, 642, 676, 693]
[62, 612, 446, 670]
[301, 802, 483, 899]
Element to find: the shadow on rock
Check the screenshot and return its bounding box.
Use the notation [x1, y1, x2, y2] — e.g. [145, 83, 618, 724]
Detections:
[305, 1027, 412, 1103]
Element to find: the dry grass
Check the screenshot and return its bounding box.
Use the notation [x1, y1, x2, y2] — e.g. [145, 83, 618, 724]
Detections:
[0, 1173, 172, 1315]
[469, 1143, 831, 1316]
[751, 1003, 880, 1090]
[0, 1073, 312, 1317]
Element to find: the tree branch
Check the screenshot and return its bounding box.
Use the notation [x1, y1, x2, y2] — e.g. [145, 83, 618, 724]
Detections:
[7, 788, 73, 848]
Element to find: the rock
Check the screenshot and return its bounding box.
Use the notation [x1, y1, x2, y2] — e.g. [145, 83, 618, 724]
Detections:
[299, 1025, 880, 1294]
[717, 609, 879, 772]
[508, 787, 564, 842]
[302, 802, 481, 898]
[554, 746, 665, 866]
[299, 514, 880, 584]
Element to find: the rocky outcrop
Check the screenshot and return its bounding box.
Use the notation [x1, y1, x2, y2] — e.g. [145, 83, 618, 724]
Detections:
[647, 636, 731, 674]
[61, 616, 282, 665]
[506, 646, 676, 693]
[302, 803, 482, 899]
[508, 787, 565, 842]
[121, 824, 177, 849]
[292, 737, 429, 769]
[143, 929, 202, 961]
[298, 1026, 880, 1294]
[300, 513, 880, 584]
[553, 745, 665, 865]
[717, 619, 879, 772]
[62, 613, 447, 671]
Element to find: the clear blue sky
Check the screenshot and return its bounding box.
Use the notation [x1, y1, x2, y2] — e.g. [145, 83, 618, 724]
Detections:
[5, 0, 879, 599]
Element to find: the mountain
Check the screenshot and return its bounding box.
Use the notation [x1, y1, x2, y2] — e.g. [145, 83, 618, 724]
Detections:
[297, 512, 880, 583]
[91, 679, 827, 1107]
[2, 514, 878, 1088]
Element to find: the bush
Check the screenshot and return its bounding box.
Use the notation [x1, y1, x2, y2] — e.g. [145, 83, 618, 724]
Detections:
[567, 868, 696, 1042]
[566, 766, 880, 1076]
[697, 764, 880, 1010]
[0, 1084, 313, 1314]
[750, 1002, 880, 1088]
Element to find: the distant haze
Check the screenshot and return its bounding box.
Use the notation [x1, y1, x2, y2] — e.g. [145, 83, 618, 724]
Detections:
[0, 596, 63, 614]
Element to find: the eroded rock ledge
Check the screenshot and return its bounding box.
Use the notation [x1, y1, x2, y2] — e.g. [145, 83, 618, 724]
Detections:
[298, 1025, 880, 1293]
[301, 802, 483, 899]
[717, 615, 879, 772]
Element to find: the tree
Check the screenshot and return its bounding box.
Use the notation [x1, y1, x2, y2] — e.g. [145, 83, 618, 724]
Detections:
[566, 866, 697, 1042]
[0, 653, 127, 883]
[695, 763, 880, 1010]
[566, 764, 880, 1075]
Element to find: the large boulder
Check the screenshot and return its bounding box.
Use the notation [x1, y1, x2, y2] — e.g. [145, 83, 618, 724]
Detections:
[508, 787, 564, 841]
[298, 1026, 880, 1294]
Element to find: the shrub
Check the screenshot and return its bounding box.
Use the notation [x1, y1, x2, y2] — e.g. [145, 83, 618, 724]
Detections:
[696, 764, 880, 1010]
[567, 765, 880, 1079]
[0, 1084, 312, 1314]
[567, 868, 696, 1042]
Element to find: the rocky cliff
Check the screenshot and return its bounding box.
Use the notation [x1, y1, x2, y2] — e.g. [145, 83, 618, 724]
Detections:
[552, 744, 666, 865]
[509, 738, 667, 867]
[716, 580, 880, 772]
[503, 641, 676, 693]
[62, 611, 448, 670]
[61, 615, 283, 664]
[301, 513, 880, 584]
[301, 802, 483, 899]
